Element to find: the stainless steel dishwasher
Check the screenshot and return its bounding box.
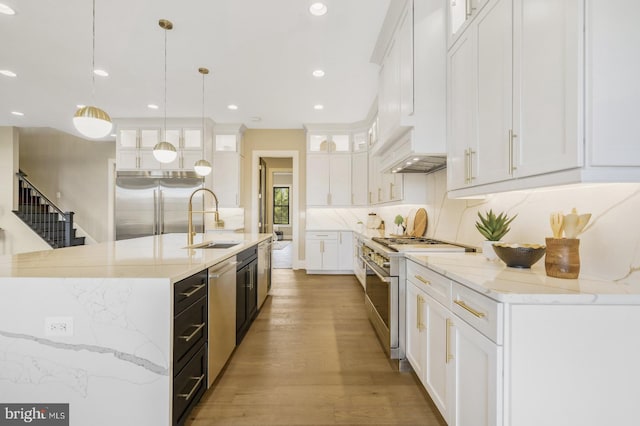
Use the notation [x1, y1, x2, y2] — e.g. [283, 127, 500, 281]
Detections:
[207, 256, 237, 387]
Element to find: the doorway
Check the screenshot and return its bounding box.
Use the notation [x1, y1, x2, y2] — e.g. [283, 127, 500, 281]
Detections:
[252, 151, 299, 270]
[259, 157, 293, 269]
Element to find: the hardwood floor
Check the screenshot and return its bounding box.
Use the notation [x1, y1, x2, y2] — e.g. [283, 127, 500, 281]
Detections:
[186, 269, 446, 426]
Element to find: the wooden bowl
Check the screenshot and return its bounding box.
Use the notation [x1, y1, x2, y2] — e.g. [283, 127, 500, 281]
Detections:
[492, 243, 546, 268]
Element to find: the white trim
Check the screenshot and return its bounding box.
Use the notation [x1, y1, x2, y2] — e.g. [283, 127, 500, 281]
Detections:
[252, 150, 300, 269]
[107, 158, 116, 241]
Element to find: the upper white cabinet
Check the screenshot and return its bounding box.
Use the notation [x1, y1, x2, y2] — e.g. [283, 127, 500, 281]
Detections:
[373, 0, 447, 173]
[308, 134, 350, 153]
[447, 0, 640, 197]
[449, 0, 490, 45]
[212, 125, 245, 207]
[307, 154, 352, 206]
[378, 3, 413, 148]
[351, 151, 368, 206]
[115, 124, 205, 171]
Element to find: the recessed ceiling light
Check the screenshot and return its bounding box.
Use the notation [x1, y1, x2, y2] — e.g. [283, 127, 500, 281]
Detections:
[76, 104, 86, 109]
[413, 157, 420, 161]
[227, 104, 238, 110]
[0, 70, 17, 77]
[314, 104, 324, 110]
[309, 2, 327, 16]
[11, 111, 24, 116]
[0, 3, 16, 15]
[250, 116, 262, 122]
[406, 161, 412, 165]
[147, 104, 159, 109]
[312, 69, 325, 78]
[93, 69, 109, 77]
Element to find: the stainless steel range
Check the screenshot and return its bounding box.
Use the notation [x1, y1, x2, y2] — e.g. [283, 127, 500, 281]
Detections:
[360, 236, 475, 363]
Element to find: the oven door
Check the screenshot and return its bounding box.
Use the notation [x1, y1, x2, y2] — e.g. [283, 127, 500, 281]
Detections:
[362, 256, 399, 358]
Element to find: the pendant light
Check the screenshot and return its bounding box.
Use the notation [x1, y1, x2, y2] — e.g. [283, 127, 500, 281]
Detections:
[153, 19, 178, 164]
[73, 0, 112, 139]
[194, 67, 212, 176]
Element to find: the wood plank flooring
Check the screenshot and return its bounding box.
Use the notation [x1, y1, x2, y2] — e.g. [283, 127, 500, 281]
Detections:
[186, 269, 446, 426]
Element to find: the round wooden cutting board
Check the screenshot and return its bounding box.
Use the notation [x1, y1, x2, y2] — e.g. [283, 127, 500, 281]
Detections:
[413, 208, 428, 237]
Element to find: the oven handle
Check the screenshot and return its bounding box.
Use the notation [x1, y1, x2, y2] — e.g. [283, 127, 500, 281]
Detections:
[360, 255, 391, 283]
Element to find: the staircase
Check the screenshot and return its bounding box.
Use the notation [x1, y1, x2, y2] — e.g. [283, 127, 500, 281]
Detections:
[13, 171, 85, 249]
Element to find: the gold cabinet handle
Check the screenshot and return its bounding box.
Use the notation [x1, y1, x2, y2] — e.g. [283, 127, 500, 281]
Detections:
[417, 294, 425, 331]
[454, 299, 486, 318]
[509, 129, 518, 173]
[178, 323, 205, 342]
[415, 275, 431, 285]
[177, 374, 205, 400]
[464, 148, 470, 183]
[446, 318, 453, 363]
[468, 149, 476, 181]
[179, 283, 205, 298]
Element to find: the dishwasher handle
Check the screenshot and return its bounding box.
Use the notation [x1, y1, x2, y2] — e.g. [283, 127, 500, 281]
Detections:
[209, 261, 238, 278]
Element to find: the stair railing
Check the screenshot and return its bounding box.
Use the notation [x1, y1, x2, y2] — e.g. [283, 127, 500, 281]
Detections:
[16, 171, 75, 247]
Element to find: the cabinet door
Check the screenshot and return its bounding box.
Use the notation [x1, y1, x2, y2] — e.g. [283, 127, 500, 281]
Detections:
[321, 239, 339, 270]
[447, 315, 502, 426]
[247, 262, 258, 320]
[368, 154, 382, 204]
[351, 152, 368, 206]
[117, 150, 138, 170]
[513, 0, 582, 176]
[139, 150, 163, 170]
[424, 295, 450, 419]
[399, 3, 414, 117]
[406, 282, 428, 382]
[236, 268, 247, 336]
[212, 152, 240, 207]
[337, 232, 353, 270]
[305, 240, 323, 270]
[329, 155, 352, 206]
[474, 0, 513, 186]
[306, 155, 330, 206]
[182, 150, 203, 171]
[447, 29, 477, 191]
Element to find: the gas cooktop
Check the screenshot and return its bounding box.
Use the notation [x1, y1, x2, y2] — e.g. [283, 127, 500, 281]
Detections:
[371, 237, 476, 253]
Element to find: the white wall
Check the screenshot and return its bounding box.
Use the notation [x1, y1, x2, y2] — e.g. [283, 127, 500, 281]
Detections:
[0, 127, 52, 255]
[18, 128, 115, 243]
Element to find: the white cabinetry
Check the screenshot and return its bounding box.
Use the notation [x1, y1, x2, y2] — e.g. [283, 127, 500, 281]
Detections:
[406, 259, 502, 426]
[306, 154, 351, 206]
[115, 125, 205, 171]
[351, 151, 368, 206]
[447, 0, 640, 197]
[212, 126, 244, 207]
[305, 231, 352, 274]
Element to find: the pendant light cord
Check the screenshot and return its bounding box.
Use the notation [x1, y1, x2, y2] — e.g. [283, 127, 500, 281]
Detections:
[164, 24, 168, 136]
[202, 71, 205, 157]
[91, 0, 96, 101]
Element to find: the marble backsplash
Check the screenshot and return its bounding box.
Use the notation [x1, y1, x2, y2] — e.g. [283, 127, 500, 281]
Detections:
[307, 169, 640, 284]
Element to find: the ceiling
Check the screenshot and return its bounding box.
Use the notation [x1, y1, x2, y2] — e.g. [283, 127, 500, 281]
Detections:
[0, 0, 391, 139]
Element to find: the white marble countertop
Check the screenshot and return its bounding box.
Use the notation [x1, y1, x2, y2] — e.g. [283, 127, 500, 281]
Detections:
[0, 233, 271, 283]
[406, 252, 640, 304]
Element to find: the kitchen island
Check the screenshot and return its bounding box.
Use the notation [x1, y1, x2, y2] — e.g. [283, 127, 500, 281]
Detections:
[0, 232, 271, 426]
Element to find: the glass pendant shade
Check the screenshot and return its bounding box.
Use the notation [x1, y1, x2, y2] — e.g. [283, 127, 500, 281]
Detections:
[194, 159, 212, 176]
[153, 141, 177, 163]
[73, 106, 113, 139]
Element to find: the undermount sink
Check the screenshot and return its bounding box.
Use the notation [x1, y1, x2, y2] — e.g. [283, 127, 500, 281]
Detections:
[186, 241, 242, 249]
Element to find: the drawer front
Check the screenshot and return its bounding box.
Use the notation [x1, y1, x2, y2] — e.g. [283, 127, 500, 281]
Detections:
[173, 344, 207, 426]
[451, 282, 503, 344]
[306, 231, 338, 240]
[174, 296, 207, 374]
[175, 270, 207, 314]
[406, 261, 452, 307]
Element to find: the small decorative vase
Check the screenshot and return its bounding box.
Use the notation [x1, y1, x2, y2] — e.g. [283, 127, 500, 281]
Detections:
[482, 240, 498, 261]
[545, 238, 580, 279]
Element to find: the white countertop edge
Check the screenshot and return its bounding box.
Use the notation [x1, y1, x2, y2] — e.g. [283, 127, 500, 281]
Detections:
[405, 252, 640, 305]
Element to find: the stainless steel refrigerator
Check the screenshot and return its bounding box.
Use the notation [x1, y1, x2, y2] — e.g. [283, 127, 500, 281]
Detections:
[115, 171, 205, 240]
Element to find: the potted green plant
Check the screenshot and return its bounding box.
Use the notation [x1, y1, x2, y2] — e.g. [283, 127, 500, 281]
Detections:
[475, 209, 517, 260]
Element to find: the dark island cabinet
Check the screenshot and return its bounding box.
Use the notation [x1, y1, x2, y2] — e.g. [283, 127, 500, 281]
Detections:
[173, 269, 208, 426]
[236, 246, 258, 345]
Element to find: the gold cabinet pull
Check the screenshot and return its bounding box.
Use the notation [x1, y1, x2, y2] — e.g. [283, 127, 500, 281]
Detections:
[177, 374, 205, 400]
[454, 299, 486, 318]
[468, 149, 476, 181]
[446, 318, 453, 363]
[415, 275, 431, 285]
[417, 294, 425, 331]
[180, 283, 205, 298]
[464, 148, 470, 183]
[509, 129, 518, 174]
[178, 323, 205, 342]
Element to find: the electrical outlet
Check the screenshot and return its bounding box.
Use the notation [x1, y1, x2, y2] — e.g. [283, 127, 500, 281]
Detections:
[45, 317, 74, 337]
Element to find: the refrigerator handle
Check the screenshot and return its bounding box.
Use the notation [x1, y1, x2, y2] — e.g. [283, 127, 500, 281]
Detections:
[153, 189, 159, 235]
